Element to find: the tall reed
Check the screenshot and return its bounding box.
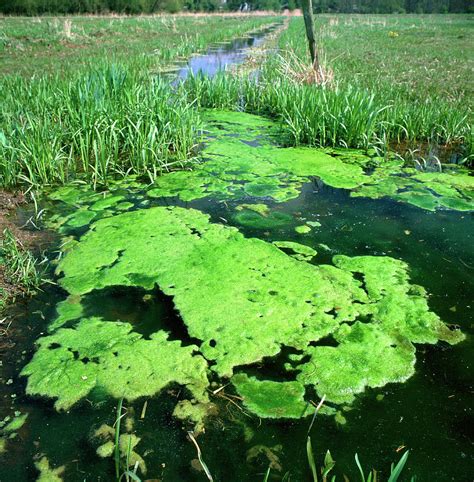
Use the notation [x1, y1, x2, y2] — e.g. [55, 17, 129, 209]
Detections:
[0, 63, 201, 188]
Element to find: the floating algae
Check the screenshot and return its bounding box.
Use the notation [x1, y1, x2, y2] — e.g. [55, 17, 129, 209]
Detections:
[93, 426, 147, 475]
[272, 241, 317, 261]
[231, 374, 314, 419]
[22, 110, 470, 432]
[45, 112, 473, 223]
[295, 225, 311, 234]
[147, 111, 369, 204]
[235, 203, 270, 216]
[146, 111, 474, 212]
[22, 205, 463, 421]
[351, 165, 473, 211]
[22, 317, 209, 410]
[35, 457, 65, 482]
[234, 209, 293, 229]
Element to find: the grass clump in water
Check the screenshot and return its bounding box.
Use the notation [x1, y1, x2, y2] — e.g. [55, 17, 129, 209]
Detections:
[0, 228, 45, 306]
[0, 65, 201, 189]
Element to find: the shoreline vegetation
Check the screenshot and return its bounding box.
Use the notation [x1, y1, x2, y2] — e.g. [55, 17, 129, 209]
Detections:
[1, 15, 472, 191]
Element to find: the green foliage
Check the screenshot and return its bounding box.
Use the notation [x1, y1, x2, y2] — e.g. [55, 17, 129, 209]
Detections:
[0, 66, 201, 188]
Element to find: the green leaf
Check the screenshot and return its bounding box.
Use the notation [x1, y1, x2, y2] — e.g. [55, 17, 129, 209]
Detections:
[307, 436, 318, 482]
[388, 451, 410, 482]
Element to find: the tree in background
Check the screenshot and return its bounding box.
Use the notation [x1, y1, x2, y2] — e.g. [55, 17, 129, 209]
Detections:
[1, 0, 473, 15]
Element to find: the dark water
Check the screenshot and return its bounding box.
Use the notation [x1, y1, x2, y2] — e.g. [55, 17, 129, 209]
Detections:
[1, 27, 473, 482]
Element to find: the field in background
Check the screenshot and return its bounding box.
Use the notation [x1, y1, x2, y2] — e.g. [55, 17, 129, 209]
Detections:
[287, 14, 473, 112]
[0, 14, 281, 75]
[183, 14, 473, 159]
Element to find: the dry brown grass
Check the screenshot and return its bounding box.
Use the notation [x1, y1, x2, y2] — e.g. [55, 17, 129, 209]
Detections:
[277, 49, 334, 86]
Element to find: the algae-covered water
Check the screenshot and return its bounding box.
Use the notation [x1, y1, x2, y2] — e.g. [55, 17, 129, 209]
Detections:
[1, 109, 472, 482]
[1, 28, 473, 481]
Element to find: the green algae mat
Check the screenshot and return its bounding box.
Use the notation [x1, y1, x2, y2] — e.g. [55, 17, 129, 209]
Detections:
[22, 110, 470, 422]
[23, 205, 463, 424]
[146, 110, 473, 212]
[8, 110, 472, 480]
[46, 111, 473, 235]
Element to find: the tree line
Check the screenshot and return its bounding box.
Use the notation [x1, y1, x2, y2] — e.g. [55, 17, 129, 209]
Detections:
[0, 0, 472, 16]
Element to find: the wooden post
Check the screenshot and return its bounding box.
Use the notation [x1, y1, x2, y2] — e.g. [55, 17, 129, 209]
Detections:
[300, 0, 319, 69]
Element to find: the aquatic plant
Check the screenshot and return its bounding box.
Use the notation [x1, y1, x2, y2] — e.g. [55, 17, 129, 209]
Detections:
[300, 447, 413, 482]
[0, 67, 201, 188]
[0, 228, 45, 300]
[22, 205, 463, 422]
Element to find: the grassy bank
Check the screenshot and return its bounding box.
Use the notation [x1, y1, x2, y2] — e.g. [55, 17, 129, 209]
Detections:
[0, 16, 280, 188]
[1, 65, 201, 188]
[0, 15, 280, 75]
[182, 15, 473, 161]
[0, 14, 472, 191]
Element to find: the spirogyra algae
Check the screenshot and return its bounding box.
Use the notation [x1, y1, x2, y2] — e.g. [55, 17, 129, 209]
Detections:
[21, 317, 209, 410]
[22, 205, 463, 420]
[145, 111, 473, 212]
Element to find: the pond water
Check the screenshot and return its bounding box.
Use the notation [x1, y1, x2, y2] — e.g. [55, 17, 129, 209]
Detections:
[1, 31, 473, 482]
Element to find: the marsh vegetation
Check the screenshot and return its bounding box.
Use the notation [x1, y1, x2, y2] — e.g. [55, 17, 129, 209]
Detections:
[0, 12, 472, 482]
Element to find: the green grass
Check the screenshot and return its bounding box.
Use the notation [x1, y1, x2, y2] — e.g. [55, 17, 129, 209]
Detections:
[0, 15, 280, 76]
[0, 64, 201, 188]
[0, 228, 45, 301]
[0, 16, 281, 188]
[285, 14, 473, 110]
[181, 15, 473, 161]
[0, 14, 471, 190]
